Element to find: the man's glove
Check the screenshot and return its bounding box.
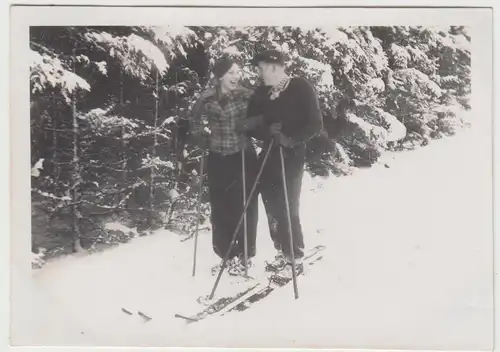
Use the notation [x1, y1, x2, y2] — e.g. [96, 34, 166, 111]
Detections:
[235, 115, 265, 132]
[269, 122, 294, 148]
[264, 114, 281, 124]
[273, 133, 294, 148]
[269, 122, 281, 135]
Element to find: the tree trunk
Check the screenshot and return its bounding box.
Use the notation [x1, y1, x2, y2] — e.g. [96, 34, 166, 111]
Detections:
[71, 44, 83, 253]
[165, 73, 181, 227]
[148, 69, 159, 227]
[119, 70, 127, 185]
[51, 95, 61, 183]
[119, 70, 128, 210]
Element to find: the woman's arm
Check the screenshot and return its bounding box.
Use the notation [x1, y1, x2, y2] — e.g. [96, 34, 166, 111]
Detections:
[188, 88, 215, 147]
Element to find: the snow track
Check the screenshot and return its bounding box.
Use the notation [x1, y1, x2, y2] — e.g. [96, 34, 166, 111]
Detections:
[14, 126, 493, 350]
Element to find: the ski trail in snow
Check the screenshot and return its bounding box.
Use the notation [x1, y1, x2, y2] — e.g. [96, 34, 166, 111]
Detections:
[16, 126, 493, 350]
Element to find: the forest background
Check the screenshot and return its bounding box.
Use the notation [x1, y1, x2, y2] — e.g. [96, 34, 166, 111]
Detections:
[29, 25, 471, 262]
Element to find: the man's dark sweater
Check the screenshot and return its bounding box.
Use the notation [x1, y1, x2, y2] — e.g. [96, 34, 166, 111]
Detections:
[246, 76, 323, 147]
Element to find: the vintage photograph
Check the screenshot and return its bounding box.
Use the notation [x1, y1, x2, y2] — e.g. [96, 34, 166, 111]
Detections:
[9, 5, 494, 350]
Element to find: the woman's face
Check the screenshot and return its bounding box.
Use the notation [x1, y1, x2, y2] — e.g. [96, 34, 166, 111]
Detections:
[219, 63, 241, 92]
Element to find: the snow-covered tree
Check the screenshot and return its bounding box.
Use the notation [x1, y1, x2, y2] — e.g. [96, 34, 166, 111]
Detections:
[30, 26, 203, 254]
[30, 25, 471, 258]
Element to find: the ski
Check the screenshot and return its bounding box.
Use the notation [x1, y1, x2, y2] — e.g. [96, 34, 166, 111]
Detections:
[228, 250, 324, 314]
[175, 244, 325, 323]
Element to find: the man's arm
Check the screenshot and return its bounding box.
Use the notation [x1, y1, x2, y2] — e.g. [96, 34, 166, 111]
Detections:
[287, 78, 323, 146]
[242, 88, 273, 142]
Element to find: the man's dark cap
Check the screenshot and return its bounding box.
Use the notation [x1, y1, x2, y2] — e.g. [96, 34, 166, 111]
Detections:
[250, 50, 287, 66]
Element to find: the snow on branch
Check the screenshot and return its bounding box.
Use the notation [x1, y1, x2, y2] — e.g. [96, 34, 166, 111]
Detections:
[93, 61, 108, 76]
[146, 26, 198, 59]
[151, 26, 197, 44]
[84, 31, 169, 80]
[296, 56, 334, 90]
[372, 108, 407, 142]
[31, 158, 45, 178]
[392, 68, 442, 98]
[347, 112, 389, 147]
[317, 27, 388, 78]
[318, 27, 350, 46]
[418, 26, 470, 53]
[78, 107, 140, 136]
[127, 33, 169, 72]
[88, 180, 146, 199]
[30, 49, 91, 103]
[222, 45, 243, 57]
[140, 155, 175, 171]
[31, 188, 72, 202]
[390, 43, 411, 69]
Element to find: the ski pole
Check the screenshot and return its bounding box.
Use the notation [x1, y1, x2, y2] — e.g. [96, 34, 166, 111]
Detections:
[209, 140, 275, 299]
[192, 148, 206, 277]
[279, 145, 299, 299]
[242, 148, 248, 276]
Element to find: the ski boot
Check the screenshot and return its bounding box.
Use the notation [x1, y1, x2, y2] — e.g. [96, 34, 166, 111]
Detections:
[265, 250, 287, 273]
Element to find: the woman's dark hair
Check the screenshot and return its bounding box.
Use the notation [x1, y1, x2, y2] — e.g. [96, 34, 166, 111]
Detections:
[212, 56, 238, 79]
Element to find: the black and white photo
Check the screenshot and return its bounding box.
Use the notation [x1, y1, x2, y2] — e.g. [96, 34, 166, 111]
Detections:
[8, 5, 494, 350]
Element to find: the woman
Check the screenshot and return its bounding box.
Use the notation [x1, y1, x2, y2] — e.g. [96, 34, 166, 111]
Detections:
[189, 56, 260, 276]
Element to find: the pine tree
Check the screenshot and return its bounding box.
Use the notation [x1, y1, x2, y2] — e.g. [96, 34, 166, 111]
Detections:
[30, 25, 471, 260]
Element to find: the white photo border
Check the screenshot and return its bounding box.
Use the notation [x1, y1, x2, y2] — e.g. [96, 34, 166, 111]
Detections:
[4, 2, 497, 352]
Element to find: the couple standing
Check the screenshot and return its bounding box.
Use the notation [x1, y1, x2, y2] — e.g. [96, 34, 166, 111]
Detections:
[190, 50, 323, 279]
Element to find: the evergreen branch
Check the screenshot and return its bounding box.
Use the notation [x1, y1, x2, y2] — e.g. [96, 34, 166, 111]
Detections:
[87, 205, 155, 217]
[81, 216, 108, 236]
[65, 194, 131, 210]
[49, 160, 74, 165]
[83, 180, 146, 198]
[87, 164, 135, 173]
[39, 127, 78, 134]
[31, 188, 72, 202]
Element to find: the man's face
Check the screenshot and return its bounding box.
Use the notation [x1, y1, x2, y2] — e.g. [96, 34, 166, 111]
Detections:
[257, 62, 275, 85]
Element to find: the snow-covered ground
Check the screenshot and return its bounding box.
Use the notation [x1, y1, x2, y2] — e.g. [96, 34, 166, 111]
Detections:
[13, 124, 493, 350]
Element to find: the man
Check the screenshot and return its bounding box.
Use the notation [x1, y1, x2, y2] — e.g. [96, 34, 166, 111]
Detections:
[241, 50, 323, 278]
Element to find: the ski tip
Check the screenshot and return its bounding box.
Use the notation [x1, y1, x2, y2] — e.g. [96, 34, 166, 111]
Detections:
[175, 313, 199, 323]
[121, 308, 133, 315]
[138, 311, 152, 321]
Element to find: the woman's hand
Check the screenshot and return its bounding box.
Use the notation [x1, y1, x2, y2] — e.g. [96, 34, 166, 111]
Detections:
[193, 133, 210, 150]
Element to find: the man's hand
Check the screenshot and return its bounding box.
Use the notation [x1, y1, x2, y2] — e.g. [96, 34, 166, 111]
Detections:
[268, 122, 293, 147]
[235, 115, 265, 132]
[269, 122, 282, 136]
[273, 132, 294, 148]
